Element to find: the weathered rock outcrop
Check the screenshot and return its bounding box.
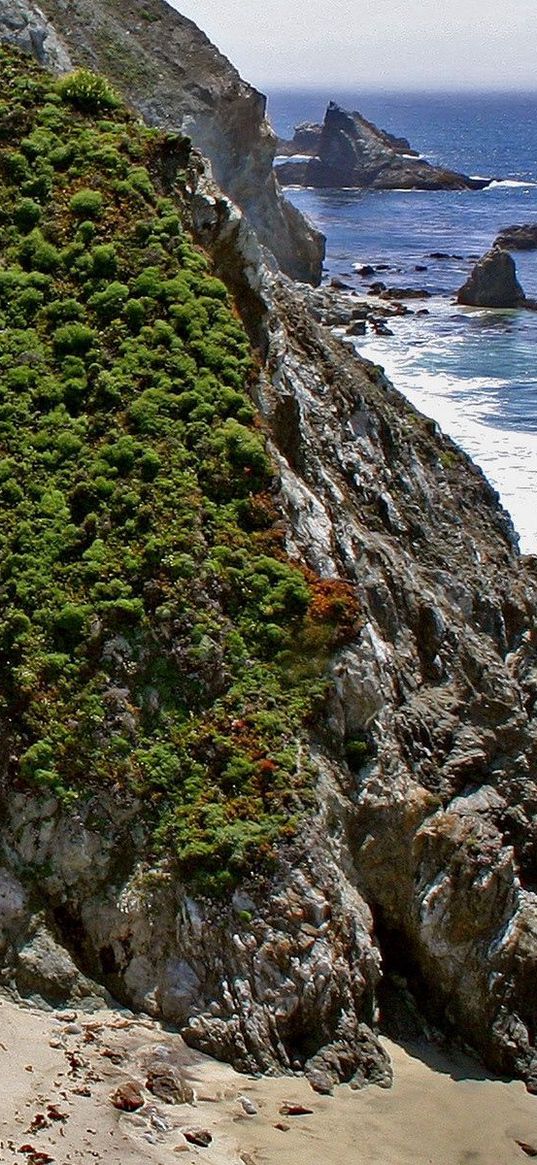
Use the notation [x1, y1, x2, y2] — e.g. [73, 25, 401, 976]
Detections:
[278, 115, 417, 160]
[0, 0, 324, 283]
[457, 247, 527, 307]
[494, 223, 537, 251]
[251, 273, 537, 1090]
[276, 101, 492, 191]
[4, 154, 537, 1090]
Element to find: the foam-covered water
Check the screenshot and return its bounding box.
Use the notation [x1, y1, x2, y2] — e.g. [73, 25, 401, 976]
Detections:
[268, 91, 537, 552]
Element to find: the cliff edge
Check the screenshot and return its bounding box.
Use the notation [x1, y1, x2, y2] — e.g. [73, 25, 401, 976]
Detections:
[0, 31, 536, 1101]
[0, 0, 325, 283]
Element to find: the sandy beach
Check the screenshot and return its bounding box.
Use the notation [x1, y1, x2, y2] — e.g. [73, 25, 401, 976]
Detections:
[0, 995, 535, 1165]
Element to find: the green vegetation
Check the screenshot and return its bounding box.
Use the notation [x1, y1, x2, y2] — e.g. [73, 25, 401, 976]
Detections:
[57, 68, 121, 113]
[0, 48, 359, 894]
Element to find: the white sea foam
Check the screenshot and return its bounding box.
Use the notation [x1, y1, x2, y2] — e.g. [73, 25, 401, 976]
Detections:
[357, 336, 537, 554]
[485, 179, 537, 189]
[274, 153, 312, 165]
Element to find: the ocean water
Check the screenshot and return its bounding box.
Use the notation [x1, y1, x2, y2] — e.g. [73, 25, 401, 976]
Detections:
[268, 91, 537, 552]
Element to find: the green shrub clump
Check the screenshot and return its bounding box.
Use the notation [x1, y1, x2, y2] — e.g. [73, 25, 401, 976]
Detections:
[69, 188, 104, 218]
[57, 69, 120, 113]
[0, 45, 352, 895]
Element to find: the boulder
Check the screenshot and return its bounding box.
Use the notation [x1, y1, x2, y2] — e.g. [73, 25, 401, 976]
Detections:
[457, 247, 526, 307]
[276, 102, 493, 191]
[494, 224, 537, 251]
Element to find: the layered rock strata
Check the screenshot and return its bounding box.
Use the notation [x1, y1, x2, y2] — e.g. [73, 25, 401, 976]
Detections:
[276, 101, 493, 191]
[0, 0, 324, 283]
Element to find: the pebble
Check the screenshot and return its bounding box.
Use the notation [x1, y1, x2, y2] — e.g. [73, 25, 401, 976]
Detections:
[279, 1102, 314, 1116]
[239, 1095, 258, 1115]
[110, 1081, 145, 1112]
[182, 1127, 213, 1148]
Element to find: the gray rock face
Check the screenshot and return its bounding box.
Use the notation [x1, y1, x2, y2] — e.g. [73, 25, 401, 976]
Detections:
[494, 223, 537, 251]
[0, 787, 390, 1090]
[457, 247, 526, 307]
[251, 271, 537, 1089]
[0, 0, 70, 67]
[276, 101, 491, 191]
[0, 0, 324, 284]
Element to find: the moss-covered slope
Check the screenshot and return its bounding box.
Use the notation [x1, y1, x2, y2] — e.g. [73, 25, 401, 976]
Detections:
[0, 48, 354, 893]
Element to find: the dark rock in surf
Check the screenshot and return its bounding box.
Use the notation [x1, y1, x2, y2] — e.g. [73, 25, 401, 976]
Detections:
[494, 224, 537, 251]
[457, 247, 527, 307]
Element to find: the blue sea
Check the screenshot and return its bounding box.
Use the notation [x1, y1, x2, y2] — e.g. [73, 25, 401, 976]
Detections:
[268, 91, 537, 552]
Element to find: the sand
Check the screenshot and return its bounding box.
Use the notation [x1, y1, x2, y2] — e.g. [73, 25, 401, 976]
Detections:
[0, 994, 535, 1165]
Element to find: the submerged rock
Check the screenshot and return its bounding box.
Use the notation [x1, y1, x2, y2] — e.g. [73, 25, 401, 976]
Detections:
[276, 102, 492, 191]
[457, 247, 527, 307]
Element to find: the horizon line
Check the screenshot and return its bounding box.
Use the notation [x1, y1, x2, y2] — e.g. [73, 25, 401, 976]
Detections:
[260, 84, 537, 95]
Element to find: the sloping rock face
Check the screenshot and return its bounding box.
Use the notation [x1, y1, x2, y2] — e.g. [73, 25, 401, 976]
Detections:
[0, 0, 324, 283]
[457, 247, 527, 307]
[250, 272, 537, 1089]
[276, 101, 491, 191]
[278, 114, 417, 160]
[495, 224, 537, 251]
[4, 155, 537, 1091]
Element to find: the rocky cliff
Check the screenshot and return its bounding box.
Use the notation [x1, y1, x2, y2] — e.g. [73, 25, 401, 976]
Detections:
[0, 33, 536, 1100]
[276, 101, 492, 191]
[0, 0, 324, 283]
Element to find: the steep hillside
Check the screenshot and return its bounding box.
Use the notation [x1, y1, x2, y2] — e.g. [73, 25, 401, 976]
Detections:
[0, 0, 325, 283]
[0, 44, 536, 1099]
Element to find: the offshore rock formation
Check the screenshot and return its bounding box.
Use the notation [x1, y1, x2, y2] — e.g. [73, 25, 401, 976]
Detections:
[0, 0, 324, 283]
[277, 115, 419, 160]
[457, 248, 528, 307]
[494, 223, 537, 251]
[276, 101, 492, 191]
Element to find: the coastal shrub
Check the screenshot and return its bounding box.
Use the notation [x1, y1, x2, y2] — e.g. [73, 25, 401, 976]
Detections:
[88, 281, 129, 323]
[69, 188, 104, 218]
[14, 197, 41, 232]
[0, 45, 355, 895]
[19, 230, 61, 274]
[57, 69, 120, 113]
[77, 220, 97, 244]
[53, 323, 96, 356]
[90, 243, 117, 278]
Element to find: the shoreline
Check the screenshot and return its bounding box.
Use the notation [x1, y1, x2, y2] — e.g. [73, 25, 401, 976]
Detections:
[1, 995, 535, 1165]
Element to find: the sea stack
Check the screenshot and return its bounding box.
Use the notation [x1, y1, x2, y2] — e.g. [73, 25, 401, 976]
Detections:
[457, 247, 527, 307]
[276, 101, 493, 191]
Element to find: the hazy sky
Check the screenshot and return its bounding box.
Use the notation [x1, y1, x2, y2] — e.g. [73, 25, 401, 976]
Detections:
[169, 0, 537, 91]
